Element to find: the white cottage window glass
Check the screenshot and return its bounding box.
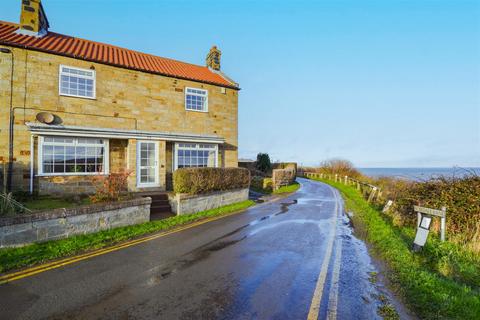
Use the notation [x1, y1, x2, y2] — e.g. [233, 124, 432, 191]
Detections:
[39, 137, 109, 175]
[174, 143, 217, 169]
[185, 87, 208, 112]
[59, 65, 96, 99]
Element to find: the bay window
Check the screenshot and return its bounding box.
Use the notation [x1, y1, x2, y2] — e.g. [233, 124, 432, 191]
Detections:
[174, 143, 218, 170]
[39, 137, 109, 175]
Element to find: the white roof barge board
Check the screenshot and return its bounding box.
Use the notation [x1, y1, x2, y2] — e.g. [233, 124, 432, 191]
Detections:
[26, 122, 225, 144]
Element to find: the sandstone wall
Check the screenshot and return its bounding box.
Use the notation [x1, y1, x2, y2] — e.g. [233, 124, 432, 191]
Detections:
[0, 46, 239, 192]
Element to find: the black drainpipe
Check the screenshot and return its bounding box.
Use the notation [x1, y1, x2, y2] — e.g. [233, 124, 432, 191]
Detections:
[0, 47, 14, 192]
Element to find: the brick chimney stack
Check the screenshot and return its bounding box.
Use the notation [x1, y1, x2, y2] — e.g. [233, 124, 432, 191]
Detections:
[206, 46, 221, 71]
[18, 0, 49, 37]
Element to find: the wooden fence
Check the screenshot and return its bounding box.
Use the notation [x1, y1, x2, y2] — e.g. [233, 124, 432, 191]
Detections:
[301, 172, 382, 203]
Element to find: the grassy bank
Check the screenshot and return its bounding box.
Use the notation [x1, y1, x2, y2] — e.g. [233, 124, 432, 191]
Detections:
[0, 200, 255, 274]
[309, 177, 480, 319]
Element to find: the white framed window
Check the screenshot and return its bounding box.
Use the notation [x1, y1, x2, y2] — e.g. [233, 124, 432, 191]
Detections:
[174, 143, 218, 170]
[38, 136, 109, 176]
[185, 87, 208, 112]
[59, 65, 96, 99]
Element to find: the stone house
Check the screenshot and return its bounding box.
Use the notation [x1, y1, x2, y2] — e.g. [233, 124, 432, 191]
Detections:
[0, 0, 239, 196]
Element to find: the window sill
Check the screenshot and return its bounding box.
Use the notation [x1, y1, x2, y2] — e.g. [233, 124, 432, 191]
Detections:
[59, 93, 97, 100]
[185, 109, 208, 113]
[37, 173, 109, 177]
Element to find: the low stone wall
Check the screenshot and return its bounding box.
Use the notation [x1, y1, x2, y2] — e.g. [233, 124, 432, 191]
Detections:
[170, 188, 249, 215]
[0, 197, 151, 248]
[272, 169, 296, 190]
[39, 175, 97, 196]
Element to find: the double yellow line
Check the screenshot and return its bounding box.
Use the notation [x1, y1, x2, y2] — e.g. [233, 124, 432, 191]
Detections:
[307, 184, 341, 320]
[0, 209, 247, 285]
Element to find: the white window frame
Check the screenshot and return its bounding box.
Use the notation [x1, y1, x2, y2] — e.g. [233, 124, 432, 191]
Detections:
[59, 65, 96, 99]
[38, 136, 109, 176]
[173, 143, 218, 170]
[185, 87, 208, 112]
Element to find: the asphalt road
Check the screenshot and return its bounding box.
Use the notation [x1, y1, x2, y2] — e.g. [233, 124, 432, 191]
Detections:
[0, 178, 405, 320]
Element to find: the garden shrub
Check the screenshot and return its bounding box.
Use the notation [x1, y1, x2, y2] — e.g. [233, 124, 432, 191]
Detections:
[173, 167, 250, 195]
[250, 176, 272, 192]
[90, 171, 132, 203]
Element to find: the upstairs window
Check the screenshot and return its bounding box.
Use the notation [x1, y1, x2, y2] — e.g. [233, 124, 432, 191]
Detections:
[185, 87, 208, 112]
[59, 65, 96, 99]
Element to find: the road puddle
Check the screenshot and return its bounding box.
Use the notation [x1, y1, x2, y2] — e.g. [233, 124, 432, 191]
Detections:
[147, 199, 301, 285]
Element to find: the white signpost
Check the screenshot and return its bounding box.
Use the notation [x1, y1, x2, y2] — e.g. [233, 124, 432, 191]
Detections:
[413, 205, 447, 251]
[382, 200, 393, 213]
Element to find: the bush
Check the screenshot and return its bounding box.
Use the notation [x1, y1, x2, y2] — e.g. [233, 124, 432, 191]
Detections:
[317, 158, 362, 178]
[250, 176, 272, 193]
[256, 153, 272, 174]
[90, 171, 132, 203]
[390, 175, 480, 251]
[173, 167, 250, 195]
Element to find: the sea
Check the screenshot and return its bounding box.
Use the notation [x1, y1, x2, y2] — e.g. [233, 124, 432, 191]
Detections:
[358, 167, 480, 181]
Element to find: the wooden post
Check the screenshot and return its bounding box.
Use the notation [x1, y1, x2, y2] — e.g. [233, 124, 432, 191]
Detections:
[344, 175, 348, 184]
[441, 206, 446, 242]
[382, 200, 393, 213]
[368, 187, 377, 203]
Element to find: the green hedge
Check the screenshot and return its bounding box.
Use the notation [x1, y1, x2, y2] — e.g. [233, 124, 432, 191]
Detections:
[173, 167, 250, 195]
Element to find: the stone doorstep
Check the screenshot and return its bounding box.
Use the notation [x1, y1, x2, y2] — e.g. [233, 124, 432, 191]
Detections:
[0, 197, 152, 227]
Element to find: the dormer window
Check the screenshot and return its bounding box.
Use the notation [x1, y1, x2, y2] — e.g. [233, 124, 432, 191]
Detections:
[185, 87, 208, 112]
[59, 65, 96, 99]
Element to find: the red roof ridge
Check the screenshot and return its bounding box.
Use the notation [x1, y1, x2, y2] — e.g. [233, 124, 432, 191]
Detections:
[0, 20, 239, 89]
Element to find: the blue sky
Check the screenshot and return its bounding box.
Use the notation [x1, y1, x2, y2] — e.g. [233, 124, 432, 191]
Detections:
[2, 0, 479, 167]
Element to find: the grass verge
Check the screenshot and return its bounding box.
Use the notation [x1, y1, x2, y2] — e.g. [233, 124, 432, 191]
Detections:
[273, 181, 301, 194]
[308, 177, 480, 319]
[0, 200, 255, 274]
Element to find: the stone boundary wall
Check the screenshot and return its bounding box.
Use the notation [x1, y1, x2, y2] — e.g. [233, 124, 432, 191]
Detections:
[169, 188, 249, 215]
[0, 197, 151, 248]
[272, 169, 296, 190]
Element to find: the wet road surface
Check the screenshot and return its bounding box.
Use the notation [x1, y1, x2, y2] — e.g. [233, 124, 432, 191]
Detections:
[0, 178, 405, 319]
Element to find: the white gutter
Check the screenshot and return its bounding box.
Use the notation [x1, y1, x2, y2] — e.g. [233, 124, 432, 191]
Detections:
[25, 122, 225, 144]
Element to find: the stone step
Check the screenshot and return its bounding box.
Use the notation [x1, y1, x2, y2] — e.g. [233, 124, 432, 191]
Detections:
[151, 199, 170, 206]
[151, 206, 172, 214]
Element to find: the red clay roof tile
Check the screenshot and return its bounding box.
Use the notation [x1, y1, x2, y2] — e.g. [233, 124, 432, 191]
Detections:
[0, 21, 238, 89]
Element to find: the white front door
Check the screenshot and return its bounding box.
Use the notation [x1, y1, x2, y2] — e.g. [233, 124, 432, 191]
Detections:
[137, 141, 159, 187]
